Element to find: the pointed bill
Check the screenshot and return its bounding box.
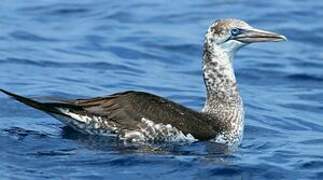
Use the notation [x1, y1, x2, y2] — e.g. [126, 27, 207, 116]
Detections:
[233, 28, 287, 43]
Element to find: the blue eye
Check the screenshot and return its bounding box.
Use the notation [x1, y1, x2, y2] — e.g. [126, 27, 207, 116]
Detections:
[231, 28, 240, 36]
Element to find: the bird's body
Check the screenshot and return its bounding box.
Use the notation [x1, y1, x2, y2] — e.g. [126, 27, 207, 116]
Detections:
[0, 19, 286, 146]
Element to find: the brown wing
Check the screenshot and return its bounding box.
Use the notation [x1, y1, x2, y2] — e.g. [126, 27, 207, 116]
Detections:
[1, 89, 220, 140]
[71, 91, 219, 140]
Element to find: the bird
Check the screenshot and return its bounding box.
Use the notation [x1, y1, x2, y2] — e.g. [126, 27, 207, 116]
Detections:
[0, 19, 286, 146]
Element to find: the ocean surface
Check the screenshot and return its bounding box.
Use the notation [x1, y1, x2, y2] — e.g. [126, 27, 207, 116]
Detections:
[1, 0, 323, 179]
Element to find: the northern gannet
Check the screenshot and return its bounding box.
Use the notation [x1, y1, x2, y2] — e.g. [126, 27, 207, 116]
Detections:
[0, 19, 286, 146]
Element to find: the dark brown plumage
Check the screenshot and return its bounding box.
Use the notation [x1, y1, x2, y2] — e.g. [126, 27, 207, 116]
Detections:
[0, 89, 221, 140]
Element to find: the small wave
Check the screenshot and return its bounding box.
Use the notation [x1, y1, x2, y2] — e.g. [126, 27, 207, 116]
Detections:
[10, 31, 59, 42]
[287, 74, 323, 82]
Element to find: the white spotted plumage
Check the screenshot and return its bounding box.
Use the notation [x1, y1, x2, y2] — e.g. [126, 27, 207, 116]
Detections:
[122, 118, 197, 142]
[52, 108, 118, 136]
[52, 108, 197, 143]
[202, 20, 246, 146]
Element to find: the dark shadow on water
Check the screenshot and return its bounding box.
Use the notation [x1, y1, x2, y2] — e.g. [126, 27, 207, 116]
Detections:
[3, 126, 49, 141]
[1, 126, 240, 171]
[60, 126, 236, 156]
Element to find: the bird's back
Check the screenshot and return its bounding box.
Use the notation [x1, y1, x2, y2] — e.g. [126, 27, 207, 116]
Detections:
[1, 89, 222, 142]
[70, 91, 222, 141]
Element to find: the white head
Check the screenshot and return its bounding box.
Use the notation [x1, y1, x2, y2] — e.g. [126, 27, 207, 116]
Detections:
[205, 19, 287, 58]
[202, 18, 287, 107]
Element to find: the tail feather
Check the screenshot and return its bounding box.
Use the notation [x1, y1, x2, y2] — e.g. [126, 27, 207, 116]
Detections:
[1, 89, 98, 134]
[0, 89, 82, 115]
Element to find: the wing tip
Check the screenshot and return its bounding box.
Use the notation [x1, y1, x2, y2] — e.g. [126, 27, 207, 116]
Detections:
[0, 88, 12, 96]
[0, 88, 29, 101]
[1, 88, 84, 115]
[0, 88, 51, 112]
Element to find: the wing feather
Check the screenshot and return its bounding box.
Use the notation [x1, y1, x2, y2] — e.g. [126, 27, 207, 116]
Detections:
[71, 91, 220, 139]
[1, 89, 220, 140]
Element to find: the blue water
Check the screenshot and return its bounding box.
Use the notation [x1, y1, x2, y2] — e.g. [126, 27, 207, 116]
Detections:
[1, 0, 323, 179]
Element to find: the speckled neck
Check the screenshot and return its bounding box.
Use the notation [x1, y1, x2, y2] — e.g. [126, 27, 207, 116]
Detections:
[202, 35, 244, 145]
[202, 37, 242, 111]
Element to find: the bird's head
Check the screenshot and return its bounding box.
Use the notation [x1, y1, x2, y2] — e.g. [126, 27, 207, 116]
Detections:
[205, 19, 287, 56]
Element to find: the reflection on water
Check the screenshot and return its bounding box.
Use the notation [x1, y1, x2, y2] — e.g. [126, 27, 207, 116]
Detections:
[61, 126, 234, 155]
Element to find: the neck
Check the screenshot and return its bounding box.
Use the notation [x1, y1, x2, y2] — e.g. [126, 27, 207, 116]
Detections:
[201, 37, 245, 146]
[202, 38, 242, 114]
